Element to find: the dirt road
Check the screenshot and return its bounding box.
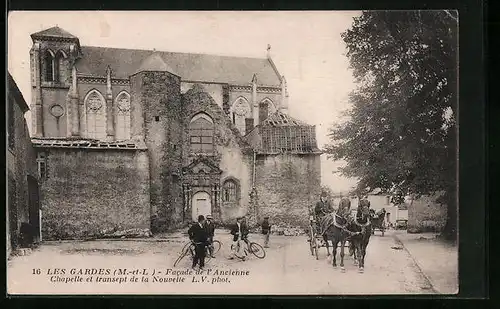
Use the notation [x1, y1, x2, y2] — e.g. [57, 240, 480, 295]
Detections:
[7, 230, 435, 295]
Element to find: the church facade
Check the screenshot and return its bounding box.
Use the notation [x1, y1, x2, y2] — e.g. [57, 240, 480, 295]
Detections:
[29, 27, 322, 239]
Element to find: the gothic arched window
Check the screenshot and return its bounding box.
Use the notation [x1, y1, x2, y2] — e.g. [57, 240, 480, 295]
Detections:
[189, 113, 214, 154]
[115, 91, 131, 140]
[85, 90, 107, 139]
[230, 97, 250, 135]
[259, 98, 275, 123]
[44, 50, 55, 82]
[54, 50, 68, 83]
[222, 179, 238, 202]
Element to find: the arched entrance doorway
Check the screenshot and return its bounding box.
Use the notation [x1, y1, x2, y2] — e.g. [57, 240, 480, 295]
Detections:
[191, 191, 211, 222]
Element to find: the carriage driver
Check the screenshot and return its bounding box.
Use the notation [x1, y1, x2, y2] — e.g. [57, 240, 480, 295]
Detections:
[314, 192, 334, 232]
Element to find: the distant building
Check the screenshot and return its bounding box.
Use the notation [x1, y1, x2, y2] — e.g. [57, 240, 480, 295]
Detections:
[28, 26, 322, 239]
[7, 73, 41, 256]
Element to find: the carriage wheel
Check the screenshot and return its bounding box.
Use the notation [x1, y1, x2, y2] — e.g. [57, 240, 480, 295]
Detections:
[313, 238, 319, 260]
[309, 226, 316, 256]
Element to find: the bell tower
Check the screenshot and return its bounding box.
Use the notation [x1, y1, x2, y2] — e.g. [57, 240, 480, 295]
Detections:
[30, 26, 81, 137]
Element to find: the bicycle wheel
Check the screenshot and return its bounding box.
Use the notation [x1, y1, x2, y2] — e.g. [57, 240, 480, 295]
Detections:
[212, 240, 222, 255]
[204, 245, 212, 263]
[173, 243, 192, 267]
[249, 242, 266, 259]
[231, 243, 246, 260]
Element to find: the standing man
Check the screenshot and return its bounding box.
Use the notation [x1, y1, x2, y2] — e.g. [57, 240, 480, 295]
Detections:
[188, 215, 208, 270]
[261, 216, 271, 248]
[204, 214, 216, 258]
[229, 216, 249, 260]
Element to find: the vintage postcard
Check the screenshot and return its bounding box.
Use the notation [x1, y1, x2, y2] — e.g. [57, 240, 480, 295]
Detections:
[7, 11, 459, 295]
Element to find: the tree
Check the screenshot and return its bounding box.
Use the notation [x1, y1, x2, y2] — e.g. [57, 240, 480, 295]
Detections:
[320, 185, 335, 201]
[325, 11, 458, 241]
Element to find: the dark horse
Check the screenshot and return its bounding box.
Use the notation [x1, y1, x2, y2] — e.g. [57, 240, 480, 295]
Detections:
[321, 197, 353, 272]
[348, 200, 372, 273]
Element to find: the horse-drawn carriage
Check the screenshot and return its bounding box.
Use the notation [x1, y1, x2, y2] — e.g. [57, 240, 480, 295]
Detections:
[307, 210, 355, 260]
[307, 198, 375, 272]
[370, 209, 387, 236]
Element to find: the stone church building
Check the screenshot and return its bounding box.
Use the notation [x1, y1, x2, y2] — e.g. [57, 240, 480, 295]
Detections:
[29, 26, 321, 239]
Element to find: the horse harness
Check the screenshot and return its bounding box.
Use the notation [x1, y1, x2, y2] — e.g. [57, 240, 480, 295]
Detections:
[330, 214, 371, 238]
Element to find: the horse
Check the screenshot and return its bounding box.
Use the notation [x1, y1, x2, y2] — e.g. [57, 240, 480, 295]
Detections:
[321, 197, 354, 272]
[348, 201, 372, 273]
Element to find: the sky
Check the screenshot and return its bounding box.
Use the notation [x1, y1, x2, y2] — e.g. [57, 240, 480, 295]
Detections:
[8, 11, 360, 193]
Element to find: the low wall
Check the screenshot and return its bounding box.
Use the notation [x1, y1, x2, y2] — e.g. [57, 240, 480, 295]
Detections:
[39, 148, 151, 240]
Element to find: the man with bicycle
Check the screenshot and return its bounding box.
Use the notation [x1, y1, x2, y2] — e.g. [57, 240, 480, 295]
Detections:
[188, 215, 209, 270]
[204, 214, 216, 258]
[229, 216, 249, 260]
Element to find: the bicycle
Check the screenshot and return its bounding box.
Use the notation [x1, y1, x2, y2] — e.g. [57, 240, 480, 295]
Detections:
[173, 239, 222, 267]
[230, 238, 266, 260]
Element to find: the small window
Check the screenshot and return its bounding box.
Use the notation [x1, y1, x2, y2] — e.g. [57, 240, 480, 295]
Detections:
[155, 116, 160, 122]
[222, 179, 239, 202]
[36, 152, 47, 181]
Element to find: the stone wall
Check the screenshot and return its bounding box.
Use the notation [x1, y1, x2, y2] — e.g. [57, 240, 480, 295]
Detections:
[181, 82, 223, 108]
[408, 194, 448, 233]
[39, 148, 150, 240]
[181, 84, 253, 226]
[254, 153, 321, 229]
[131, 71, 183, 232]
[77, 83, 131, 139]
[41, 87, 69, 137]
[8, 87, 39, 253]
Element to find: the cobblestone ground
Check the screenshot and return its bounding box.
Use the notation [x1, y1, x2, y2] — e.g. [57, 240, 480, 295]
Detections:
[7, 230, 435, 295]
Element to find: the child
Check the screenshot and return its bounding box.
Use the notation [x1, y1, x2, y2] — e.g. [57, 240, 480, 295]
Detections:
[261, 216, 271, 248]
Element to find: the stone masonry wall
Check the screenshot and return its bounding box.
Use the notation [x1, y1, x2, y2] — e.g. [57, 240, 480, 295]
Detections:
[181, 82, 223, 108]
[131, 71, 183, 231]
[254, 153, 321, 229]
[42, 87, 69, 138]
[39, 148, 150, 240]
[181, 84, 254, 226]
[8, 92, 38, 252]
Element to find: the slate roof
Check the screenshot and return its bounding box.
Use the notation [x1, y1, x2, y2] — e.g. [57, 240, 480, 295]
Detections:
[31, 138, 147, 150]
[31, 26, 78, 39]
[76, 46, 282, 86]
[134, 52, 179, 76]
[8, 73, 30, 113]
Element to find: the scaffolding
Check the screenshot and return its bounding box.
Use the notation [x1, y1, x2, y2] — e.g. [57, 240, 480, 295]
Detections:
[256, 111, 320, 154]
